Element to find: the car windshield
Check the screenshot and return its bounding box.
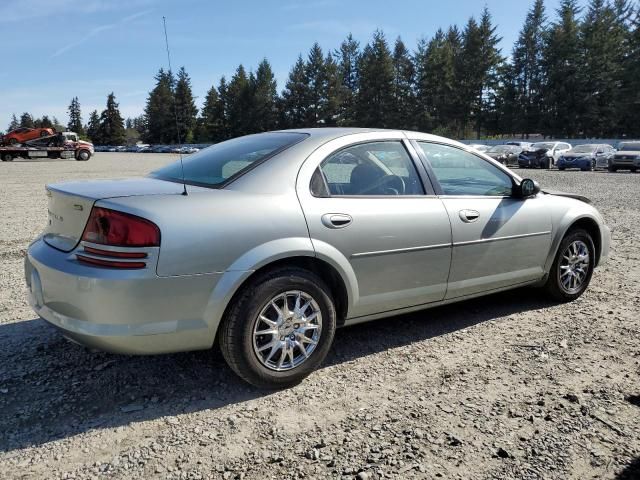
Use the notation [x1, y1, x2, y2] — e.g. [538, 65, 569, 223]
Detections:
[150, 132, 308, 187]
[572, 145, 596, 153]
[619, 143, 640, 151]
[487, 145, 510, 153]
[532, 142, 554, 150]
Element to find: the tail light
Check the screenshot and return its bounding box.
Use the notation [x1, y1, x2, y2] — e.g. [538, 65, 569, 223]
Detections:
[81, 207, 160, 247]
[77, 207, 160, 269]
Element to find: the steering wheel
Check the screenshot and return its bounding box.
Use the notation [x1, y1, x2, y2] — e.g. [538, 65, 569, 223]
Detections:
[360, 174, 406, 195]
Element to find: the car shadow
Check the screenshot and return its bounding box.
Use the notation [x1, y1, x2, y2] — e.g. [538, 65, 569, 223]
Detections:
[616, 457, 640, 480]
[0, 288, 554, 453]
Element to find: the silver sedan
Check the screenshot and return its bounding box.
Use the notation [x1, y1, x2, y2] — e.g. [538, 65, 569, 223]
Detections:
[25, 128, 611, 388]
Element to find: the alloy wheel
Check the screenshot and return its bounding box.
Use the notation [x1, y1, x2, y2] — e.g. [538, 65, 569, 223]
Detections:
[252, 290, 322, 371]
[558, 240, 590, 294]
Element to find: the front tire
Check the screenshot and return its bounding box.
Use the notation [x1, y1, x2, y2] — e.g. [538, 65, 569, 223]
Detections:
[544, 229, 595, 302]
[1, 153, 13, 162]
[76, 149, 90, 161]
[219, 267, 336, 389]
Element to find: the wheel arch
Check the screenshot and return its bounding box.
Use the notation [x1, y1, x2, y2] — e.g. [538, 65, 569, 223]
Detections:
[545, 213, 603, 274]
[203, 239, 356, 348]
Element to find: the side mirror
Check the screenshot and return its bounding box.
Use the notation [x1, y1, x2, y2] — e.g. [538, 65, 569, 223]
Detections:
[516, 178, 540, 198]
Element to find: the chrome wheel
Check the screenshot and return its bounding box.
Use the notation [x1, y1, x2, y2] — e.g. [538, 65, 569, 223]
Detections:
[558, 240, 590, 294]
[252, 290, 322, 371]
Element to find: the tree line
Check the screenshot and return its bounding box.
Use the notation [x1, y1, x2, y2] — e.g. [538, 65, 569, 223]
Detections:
[5, 0, 640, 144]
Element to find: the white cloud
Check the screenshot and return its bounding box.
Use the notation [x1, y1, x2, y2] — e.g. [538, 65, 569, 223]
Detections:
[50, 8, 153, 59]
[0, 0, 153, 23]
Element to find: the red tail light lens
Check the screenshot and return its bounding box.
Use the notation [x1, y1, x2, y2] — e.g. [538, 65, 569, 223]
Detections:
[81, 207, 160, 247]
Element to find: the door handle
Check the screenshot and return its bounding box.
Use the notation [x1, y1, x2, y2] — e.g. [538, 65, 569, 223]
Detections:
[321, 213, 352, 229]
[459, 209, 480, 223]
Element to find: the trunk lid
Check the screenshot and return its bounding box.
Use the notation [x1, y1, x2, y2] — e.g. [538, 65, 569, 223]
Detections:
[43, 177, 185, 252]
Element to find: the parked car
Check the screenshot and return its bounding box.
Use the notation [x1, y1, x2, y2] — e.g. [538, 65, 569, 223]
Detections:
[519, 142, 572, 169]
[26, 128, 611, 388]
[505, 141, 532, 149]
[610, 142, 640, 172]
[557, 144, 615, 171]
[485, 144, 522, 166]
[468, 144, 490, 153]
[2, 127, 55, 145]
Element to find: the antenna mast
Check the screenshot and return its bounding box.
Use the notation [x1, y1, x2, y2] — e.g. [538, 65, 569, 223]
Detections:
[163, 16, 187, 196]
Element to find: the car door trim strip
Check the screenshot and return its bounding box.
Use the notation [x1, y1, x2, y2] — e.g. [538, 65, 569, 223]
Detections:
[452, 230, 551, 247]
[351, 242, 452, 258]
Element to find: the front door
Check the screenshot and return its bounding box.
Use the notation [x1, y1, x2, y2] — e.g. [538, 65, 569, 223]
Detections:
[297, 135, 452, 319]
[414, 141, 552, 299]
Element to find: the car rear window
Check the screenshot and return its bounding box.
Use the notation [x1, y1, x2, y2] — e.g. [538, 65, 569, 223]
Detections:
[150, 132, 308, 188]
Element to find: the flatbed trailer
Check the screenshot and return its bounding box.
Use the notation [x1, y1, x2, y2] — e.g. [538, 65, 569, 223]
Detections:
[0, 132, 93, 162]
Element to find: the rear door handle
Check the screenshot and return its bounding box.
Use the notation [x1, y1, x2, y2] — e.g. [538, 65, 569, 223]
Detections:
[321, 213, 352, 229]
[459, 209, 480, 223]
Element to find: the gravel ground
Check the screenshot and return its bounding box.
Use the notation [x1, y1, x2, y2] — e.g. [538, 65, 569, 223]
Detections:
[0, 153, 638, 480]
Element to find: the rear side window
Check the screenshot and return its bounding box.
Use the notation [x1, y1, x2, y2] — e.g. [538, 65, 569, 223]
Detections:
[150, 132, 307, 188]
[313, 141, 424, 196]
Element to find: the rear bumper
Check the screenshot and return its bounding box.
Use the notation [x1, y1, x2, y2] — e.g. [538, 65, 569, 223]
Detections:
[26, 237, 223, 355]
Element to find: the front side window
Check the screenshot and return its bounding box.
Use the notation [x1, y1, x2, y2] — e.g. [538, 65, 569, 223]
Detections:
[314, 141, 424, 196]
[150, 132, 307, 188]
[417, 142, 513, 196]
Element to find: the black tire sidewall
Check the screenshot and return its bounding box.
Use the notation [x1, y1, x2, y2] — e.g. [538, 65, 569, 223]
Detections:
[222, 268, 336, 388]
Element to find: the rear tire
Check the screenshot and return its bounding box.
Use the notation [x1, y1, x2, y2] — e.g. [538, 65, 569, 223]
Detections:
[544, 229, 595, 302]
[219, 267, 336, 389]
[631, 168, 638, 173]
[608, 166, 617, 172]
[1, 153, 13, 162]
[558, 167, 565, 171]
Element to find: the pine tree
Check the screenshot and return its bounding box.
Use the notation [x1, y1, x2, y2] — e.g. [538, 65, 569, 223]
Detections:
[253, 59, 278, 132]
[19, 113, 34, 128]
[198, 83, 226, 142]
[541, 0, 582, 137]
[415, 29, 459, 134]
[335, 34, 360, 126]
[305, 43, 327, 126]
[86, 110, 101, 144]
[356, 30, 395, 127]
[511, 0, 546, 137]
[323, 53, 343, 126]
[475, 7, 504, 138]
[39, 115, 53, 128]
[622, 5, 640, 135]
[67, 97, 85, 135]
[98, 92, 126, 145]
[175, 67, 198, 143]
[51, 117, 65, 132]
[226, 65, 254, 137]
[579, 0, 628, 136]
[390, 37, 415, 130]
[280, 55, 310, 128]
[7, 114, 19, 132]
[144, 68, 176, 144]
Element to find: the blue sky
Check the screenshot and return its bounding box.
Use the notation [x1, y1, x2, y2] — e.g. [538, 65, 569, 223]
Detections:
[0, 0, 576, 129]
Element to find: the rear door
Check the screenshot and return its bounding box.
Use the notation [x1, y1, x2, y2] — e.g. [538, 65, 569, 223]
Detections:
[296, 133, 452, 319]
[413, 141, 552, 299]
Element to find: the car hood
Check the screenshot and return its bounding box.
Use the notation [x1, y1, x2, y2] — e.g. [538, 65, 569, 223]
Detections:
[543, 190, 592, 204]
[561, 152, 593, 158]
